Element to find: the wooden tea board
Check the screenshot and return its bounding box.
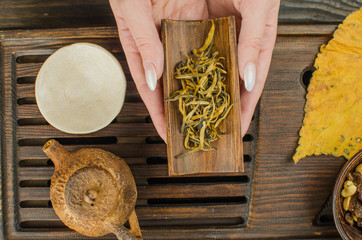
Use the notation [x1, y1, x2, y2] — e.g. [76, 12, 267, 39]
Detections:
[0, 27, 257, 239]
[0, 24, 349, 239]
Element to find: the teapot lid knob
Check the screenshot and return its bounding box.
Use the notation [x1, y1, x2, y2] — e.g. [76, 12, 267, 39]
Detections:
[65, 167, 120, 220]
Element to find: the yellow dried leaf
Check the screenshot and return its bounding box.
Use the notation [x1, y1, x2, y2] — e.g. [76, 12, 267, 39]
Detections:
[293, 8, 362, 163]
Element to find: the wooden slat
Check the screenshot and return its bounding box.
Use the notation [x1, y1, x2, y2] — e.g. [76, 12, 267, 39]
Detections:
[17, 142, 252, 160]
[18, 183, 247, 201]
[17, 164, 250, 181]
[137, 204, 248, 219]
[17, 104, 44, 119]
[13, 44, 125, 59]
[15, 59, 128, 77]
[19, 204, 248, 222]
[17, 102, 148, 119]
[19, 188, 50, 201]
[17, 123, 158, 139]
[277, 24, 337, 35]
[16, 84, 35, 98]
[15, 63, 43, 78]
[18, 144, 167, 159]
[16, 78, 139, 98]
[17, 165, 167, 180]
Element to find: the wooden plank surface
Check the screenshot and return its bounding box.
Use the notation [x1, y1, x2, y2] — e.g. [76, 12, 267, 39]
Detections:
[0, 24, 350, 239]
[18, 183, 248, 201]
[17, 163, 251, 181]
[0, 0, 361, 30]
[16, 77, 138, 100]
[17, 144, 167, 159]
[17, 142, 252, 160]
[18, 102, 149, 118]
[17, 123, 159, 139]
[19, 204, 249, 222]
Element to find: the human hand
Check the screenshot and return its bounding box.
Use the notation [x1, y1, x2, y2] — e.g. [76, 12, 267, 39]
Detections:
[110, 0, 280, 140]
[207, 0, 280, 135]
[109, 0, 208, 141]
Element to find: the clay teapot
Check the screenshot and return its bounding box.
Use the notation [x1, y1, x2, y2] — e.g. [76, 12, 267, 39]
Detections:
[43, 139, 142, 240]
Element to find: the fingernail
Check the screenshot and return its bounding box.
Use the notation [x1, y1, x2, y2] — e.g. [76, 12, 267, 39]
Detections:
[243, 62, 255, 92]
[144, 61, 157, 91]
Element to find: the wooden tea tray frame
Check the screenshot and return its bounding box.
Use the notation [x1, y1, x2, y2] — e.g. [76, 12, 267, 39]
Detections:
[0, 26, 258, 239]
[0, 24, 348, 239]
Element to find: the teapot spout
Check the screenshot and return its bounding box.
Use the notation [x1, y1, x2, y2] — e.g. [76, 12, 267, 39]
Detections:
[43, 139, 69, 170]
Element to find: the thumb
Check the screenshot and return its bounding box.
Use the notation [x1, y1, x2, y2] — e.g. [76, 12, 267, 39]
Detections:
[120, 0, 163, 91]
[234, 0, 269, 92]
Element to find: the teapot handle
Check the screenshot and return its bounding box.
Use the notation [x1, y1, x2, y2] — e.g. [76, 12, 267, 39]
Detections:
[128, 209, 142, 239]
[109, 210, 142, 240]
[112, 225, 137, 240]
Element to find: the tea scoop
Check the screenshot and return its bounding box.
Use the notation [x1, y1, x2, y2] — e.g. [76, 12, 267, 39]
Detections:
[43, 139, 142, 239]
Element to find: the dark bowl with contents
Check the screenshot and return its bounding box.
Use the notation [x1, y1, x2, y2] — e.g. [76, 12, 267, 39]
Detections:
[333, 151, 362, 240]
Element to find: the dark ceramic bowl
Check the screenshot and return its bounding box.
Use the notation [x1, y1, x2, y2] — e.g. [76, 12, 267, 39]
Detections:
[333, 151, 362, 240]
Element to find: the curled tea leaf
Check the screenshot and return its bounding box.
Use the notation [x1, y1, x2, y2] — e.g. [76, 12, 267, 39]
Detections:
[166, 20, 233, 158]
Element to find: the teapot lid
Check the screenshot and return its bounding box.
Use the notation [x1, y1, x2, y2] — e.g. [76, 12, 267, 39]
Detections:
[65, 167, 119, 220]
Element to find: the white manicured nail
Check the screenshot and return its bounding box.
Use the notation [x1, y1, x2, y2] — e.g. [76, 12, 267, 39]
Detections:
[144, 61, 157, 91]
[244, 62, 255, 92]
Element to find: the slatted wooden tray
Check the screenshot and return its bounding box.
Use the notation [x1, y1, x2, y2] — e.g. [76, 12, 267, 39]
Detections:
[0, 27, 258, 239]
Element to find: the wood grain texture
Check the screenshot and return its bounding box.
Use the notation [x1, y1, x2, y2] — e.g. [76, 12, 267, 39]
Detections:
[19, 204, 249, 222]
[0, 0, 361, 30]
[1, 26, 257, 239]
[279, 0, 362, 23]
[162, 17, 243, 176]
[16, 142, 252, 160]
[16, 162, 251, 181]
[18, 183, 248, 201]
[17, 102, 148, 118]
[0, 0, 116, 29]
[0, 24, 351, 239]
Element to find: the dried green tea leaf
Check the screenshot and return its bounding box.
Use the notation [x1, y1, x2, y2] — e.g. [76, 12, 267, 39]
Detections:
[166, 20, 233, 158]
